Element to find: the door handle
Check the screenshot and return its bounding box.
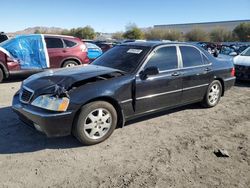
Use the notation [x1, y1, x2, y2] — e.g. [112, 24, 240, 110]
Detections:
[62, 50, 67, 53]
[204, 67, 212, 72]
[171, 72, 180, 77]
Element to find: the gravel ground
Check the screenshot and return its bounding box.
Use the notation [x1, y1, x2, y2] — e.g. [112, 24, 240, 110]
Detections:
[0, 79, 249, 188]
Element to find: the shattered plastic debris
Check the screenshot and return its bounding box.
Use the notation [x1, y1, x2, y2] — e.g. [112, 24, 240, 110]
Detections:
[214, 149, 230, 157]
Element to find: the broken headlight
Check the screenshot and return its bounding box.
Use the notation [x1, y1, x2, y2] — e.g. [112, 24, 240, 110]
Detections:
[31, 95, 69, 112]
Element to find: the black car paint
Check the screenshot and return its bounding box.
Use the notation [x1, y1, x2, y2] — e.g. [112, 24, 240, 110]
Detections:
[12, 42, 236, 137]
[235, 64, 250, 80]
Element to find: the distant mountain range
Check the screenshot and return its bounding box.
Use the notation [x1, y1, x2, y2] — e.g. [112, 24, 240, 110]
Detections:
[7, 26, 66, 36]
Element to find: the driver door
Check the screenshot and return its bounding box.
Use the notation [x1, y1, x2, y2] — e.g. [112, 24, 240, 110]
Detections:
[135, 46, 183, 114]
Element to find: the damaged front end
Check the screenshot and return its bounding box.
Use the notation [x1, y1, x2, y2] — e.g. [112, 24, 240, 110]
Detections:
[12, 65, 126, 137]
[19, 66, 124, 112]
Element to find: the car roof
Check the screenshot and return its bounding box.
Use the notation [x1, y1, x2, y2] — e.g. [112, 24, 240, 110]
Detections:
[120, 41, 192, 48]
[43, 34, 75, 39]
[13, 34, 76, 39]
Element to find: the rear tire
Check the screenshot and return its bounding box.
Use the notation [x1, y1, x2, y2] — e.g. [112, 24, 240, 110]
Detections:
[0, 68, 4, 83]
[73, 101, 117, 145]
[62, 60, 78, 68]
[202, 80, 222, 108]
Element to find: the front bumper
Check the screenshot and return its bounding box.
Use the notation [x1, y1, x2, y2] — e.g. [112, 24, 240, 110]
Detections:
[12, 94, 75, 137]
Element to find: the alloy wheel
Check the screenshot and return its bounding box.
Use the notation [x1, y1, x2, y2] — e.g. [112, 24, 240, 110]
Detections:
[83, 108, 112, 140]
[208, 83, 220, 105]
[65, 63, 76, 67]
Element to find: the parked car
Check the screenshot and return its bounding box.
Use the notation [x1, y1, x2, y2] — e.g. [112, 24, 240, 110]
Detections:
[12, 42, 235, 145]
[218, 45, 238, 60]
[94, 41, 114, 52]
[235, 45, 250, 54]
[197, 42, 219, 57]
[123, 39, 147, 43]
[86, 42, 102, 61]
[233, 47, 250, 80]
[0, 34, 89, 82]
[0, 32, 8, 43]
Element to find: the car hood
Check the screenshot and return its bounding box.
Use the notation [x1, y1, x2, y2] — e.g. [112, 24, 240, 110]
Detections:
[23, 65, 123, 91]
[233, 55, 250, 66]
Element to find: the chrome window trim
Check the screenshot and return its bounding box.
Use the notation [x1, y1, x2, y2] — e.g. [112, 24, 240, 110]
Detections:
[179, 63, 212, 70]
[136, 44, 180, 76]
[19, 86, 34, 104]
[136, 44, 212, 78]
[147, 71, 179, 81]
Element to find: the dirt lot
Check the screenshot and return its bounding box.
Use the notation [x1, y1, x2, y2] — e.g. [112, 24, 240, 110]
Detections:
[0, 79, 249, 188]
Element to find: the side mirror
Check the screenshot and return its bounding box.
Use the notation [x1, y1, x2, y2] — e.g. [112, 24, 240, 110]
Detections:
[140, 66, 159, 79]
[229, 52, 237, 56]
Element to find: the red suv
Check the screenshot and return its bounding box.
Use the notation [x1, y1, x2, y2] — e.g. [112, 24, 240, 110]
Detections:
[0, 34, 89, 82]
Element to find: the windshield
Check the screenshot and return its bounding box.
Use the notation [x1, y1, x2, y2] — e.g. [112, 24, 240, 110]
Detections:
[240, 47, 250, 56]
[92, 45, 150, 73]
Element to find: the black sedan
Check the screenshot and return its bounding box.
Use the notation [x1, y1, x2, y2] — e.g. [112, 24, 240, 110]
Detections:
[12, 42, 236, 145]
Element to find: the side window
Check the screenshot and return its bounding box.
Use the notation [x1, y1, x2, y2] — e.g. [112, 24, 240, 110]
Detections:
[180, 46, 203, 67]
[64, 39, 77, 48]
[45, 38, 64, 48]
[0, 35, 8, 43]
[145, 46, 178, 71]
[202, 54, 210, 64]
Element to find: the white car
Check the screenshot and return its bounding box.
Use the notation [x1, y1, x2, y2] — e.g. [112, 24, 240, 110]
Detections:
[233, 47, 250, 80]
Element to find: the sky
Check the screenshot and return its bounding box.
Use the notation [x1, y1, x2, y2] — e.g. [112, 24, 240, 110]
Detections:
[1, 0, 250, 33]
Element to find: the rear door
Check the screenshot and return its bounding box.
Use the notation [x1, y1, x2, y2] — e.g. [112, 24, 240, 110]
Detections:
[135, 45, 182, 114]
[45, 37, 64, 68]
[179, 45, 213, 103]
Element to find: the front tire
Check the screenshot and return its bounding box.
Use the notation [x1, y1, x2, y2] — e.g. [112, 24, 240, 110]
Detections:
[202, 80, 222, 108]
[73, 101, 117, 145]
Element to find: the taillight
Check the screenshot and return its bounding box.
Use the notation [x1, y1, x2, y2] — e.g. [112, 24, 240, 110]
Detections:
[6, 56, 18, 63]
[231, 67, 235, 77]
[80, 44, 87, 52]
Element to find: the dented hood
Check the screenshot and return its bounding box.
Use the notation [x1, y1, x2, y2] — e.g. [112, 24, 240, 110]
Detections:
[23, 65, 122, 91]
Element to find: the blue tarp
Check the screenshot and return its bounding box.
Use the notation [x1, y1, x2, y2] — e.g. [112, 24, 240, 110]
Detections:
[0, 35, 48, 69]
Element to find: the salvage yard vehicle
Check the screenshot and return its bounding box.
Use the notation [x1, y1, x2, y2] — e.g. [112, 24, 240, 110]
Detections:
[233, 47, 250, 80]
[85, 42, 103, 61]
[94, 41, 114, 52]
[0, 34, 89, 83]
[0, 32, 8, 43]
[218, 45, 238, 60]
[12, 42, 236, 145]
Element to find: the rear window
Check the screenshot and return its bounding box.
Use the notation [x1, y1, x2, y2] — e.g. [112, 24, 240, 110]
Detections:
[45, 38, 63, 48]
[64, 39, 77, 48]
[0, 35, 8, 43]
[180, 46, 203, 67]
[86, 42, 99, 49]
